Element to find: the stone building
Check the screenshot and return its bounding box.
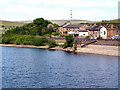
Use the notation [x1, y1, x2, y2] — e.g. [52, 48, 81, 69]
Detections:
[86, 25, 101, 39]
[58, 21, 88, 35]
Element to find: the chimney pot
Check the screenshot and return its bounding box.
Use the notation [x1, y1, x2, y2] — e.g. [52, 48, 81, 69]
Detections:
[110, 24, 113, 29]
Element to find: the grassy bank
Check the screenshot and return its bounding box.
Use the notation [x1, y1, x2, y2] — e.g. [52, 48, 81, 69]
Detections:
[2, 34, 57, 47]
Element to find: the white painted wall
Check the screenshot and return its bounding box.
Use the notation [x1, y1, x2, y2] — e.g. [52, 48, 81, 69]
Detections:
[79, 32, 88, 37]
[100, 27, 107, 39]
[0, 28, 3, 30]
[68, 31, 74, 35]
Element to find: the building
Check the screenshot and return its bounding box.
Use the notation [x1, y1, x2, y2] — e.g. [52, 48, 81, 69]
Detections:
[59, 22, 119, 39]
[100, 26, 107, 39]
[86, 25, 101, 39]
[87, 24, 119, 39]
[58, 21, 88, 36]
[78, 30, 88, 37]
[104, 24, 119, 39]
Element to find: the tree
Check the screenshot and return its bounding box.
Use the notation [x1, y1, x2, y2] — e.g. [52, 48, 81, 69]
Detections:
[65, 35, 73, 47]
[33, 18, 45, 26]
[48, 39, 57, 48]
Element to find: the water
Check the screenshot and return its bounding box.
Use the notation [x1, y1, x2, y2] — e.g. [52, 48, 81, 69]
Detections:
[2, 46, 118, 88]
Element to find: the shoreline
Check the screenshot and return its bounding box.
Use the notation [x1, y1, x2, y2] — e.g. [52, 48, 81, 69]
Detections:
[0, 44, 119, 57]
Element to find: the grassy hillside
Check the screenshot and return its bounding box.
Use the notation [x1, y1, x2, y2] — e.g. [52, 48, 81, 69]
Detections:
[2, 18, 58, 47]
[50, 19, 94, 25]
[97, 19, 120, 24]
[0, 20, 25, 33]
[1, 18, 119, 34]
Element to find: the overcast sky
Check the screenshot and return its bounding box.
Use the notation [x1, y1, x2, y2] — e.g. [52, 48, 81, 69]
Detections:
[0, 0, 119, 21]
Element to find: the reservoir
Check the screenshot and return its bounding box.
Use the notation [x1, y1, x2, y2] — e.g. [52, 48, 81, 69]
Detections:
[2, 46, 118, 88]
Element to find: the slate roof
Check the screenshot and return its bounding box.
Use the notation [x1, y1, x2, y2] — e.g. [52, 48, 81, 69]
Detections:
[103, 24, 117, 29]
[118, 24, 120, 29]
[86, 25, 101, 31]
[59, 23, 67, 27]
[78, 30, 88, 32]
[63, 24, 83, 28]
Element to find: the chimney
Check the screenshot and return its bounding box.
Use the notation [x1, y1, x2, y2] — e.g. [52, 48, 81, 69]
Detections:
[66, 21, 71, 25]
[99, 23, 101, 26]
[110, 24, 113, 29]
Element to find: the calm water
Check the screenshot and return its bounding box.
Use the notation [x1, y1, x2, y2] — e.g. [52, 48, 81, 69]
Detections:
[2, 46, 118, 88]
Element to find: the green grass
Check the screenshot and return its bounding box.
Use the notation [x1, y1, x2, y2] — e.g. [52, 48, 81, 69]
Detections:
[95, 19, 120, 24]
[50, 19, 94, 25]
[0, 20, 25, 33]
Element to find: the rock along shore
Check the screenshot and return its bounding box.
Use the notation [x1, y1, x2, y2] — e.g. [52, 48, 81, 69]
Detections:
[0, 44, 119, 57]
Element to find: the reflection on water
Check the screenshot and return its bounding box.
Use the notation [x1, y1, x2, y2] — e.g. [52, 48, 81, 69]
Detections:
[2, 46, 118, 88]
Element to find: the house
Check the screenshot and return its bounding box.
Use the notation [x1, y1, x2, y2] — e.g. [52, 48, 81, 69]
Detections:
[67, 29, 88, 38]
[78, 30, 88, 37]
[58, 21, 71, 35]
[86, 24, 101, 39]
[87, 24, 119, 39]
[58, 21, 88, 35]
[100, 26, 107, 39]
[104, 24, 119, 39]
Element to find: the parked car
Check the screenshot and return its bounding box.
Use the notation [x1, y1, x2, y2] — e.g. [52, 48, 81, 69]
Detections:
[111, 35, 120, 39]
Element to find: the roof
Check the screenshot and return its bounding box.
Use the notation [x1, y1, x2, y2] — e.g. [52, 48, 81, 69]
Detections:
[63, 24, 83, 28]
[59, 23, 66, 27]
[86, 25, 101, 31]
[103, 24, 117, 29]
[78, 30, 88, 32]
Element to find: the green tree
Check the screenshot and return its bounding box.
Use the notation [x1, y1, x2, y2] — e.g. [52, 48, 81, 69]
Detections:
[65, 35, 73, 47]
[48, 39, 57, 48]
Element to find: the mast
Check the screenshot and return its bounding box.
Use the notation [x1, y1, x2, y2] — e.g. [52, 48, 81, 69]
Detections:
[70, 9, 72, 21]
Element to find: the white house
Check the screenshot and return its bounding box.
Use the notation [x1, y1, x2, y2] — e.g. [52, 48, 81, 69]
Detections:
[68, 31, 75, 35]
[68, 30, 88, 37]
[100, 26, 107, 39]
[78, 30, 88, 37]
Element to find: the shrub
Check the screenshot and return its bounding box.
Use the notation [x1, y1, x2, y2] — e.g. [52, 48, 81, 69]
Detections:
[40, 36, 49, 44]
[48, 39, 57, 48]
[44, 34, 51, 37]
[85, 36, 90, 39]
[65, 35, 73, 47]
[2, 34, 57, 47]
[63, 34, 67, 37]
[34, 38, 44, 46]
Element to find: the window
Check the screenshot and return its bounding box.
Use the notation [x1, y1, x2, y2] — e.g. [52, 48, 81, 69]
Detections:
[104, 31, 106, 35]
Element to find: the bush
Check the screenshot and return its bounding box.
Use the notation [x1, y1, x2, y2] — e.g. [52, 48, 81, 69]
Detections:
[59, 42, 68, 48]
[40, 36, 49, 44]
[63, 34, 67, 37]
[2, 34, 57, 47]
[34, 38, 44, 46]
[44, 34, 51, 37]
[85, 36, 90, 39]
[48, 39, 57, 48]
[65, 35, 73, 47]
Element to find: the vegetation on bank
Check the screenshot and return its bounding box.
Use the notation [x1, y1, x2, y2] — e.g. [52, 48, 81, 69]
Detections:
[2, 34, 57, 47]
[4, 18, 58, 36]
[2, 18, 59, 47]
[59, 35, 74, 48]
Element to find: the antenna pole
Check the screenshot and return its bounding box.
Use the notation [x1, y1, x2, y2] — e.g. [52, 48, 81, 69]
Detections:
[70, 9, 72, 21]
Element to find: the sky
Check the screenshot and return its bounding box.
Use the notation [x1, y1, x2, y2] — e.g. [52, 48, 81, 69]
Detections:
[0, 0, 119, 21]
